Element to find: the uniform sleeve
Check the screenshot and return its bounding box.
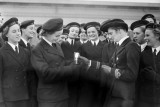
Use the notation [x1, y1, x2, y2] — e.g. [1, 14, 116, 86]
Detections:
[141, 66, 160, 84]
[101, 43, 109, 64]
[110, 43, 140, 82]
[31, 48, 77, 83]
[0, 53, 4, 103]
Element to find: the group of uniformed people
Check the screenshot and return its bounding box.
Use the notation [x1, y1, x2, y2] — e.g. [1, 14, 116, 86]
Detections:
[0, 13, 159, 107]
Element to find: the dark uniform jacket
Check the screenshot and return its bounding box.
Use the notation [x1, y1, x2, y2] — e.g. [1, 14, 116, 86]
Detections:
[78, 40, 105, 107]
[19, 40, 29, 49]
[61, 40, 81, 60]
[102, 41, 117, 64]
[0, 36, 4, 48]
[19, 39, 38, 107]
[101, 41, 117, 102]
[0, 43, 30, 102]
[31, 39, 77, 103]
[137, 46, 160, 107]
[101, 38, 141, 107]
[61, 40, 81, 107]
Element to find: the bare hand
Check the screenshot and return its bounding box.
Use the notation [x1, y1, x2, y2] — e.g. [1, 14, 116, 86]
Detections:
[115, 69, 121, 79]
[101, 65, 111, 74]
[78, 56, 89, 65]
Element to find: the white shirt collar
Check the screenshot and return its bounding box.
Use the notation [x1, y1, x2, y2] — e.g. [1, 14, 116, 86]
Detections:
[141, 42, 147, 52]
[8, 42, 19, 52]
[42, 37, 52, 46]
[21, 37, 28, 47]
[80, 40, 88, 44]
[118, 36, 129, 46]
[152, 45, 160, 55]
[67, 38, 75, 45]
[91, 39, 99, 46]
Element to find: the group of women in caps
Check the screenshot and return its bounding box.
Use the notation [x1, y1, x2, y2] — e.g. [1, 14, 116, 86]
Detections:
[0, 13, 159, 107]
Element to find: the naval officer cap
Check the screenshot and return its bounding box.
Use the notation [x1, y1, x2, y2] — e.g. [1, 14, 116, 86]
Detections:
[141, 14, 156, 23]
[0, 17, 18, 33]
[0, 17, 19, 41]
[84, 22, 100, 30]
[99, 19, 128, 32]
[36, 26, 42, 34]
[42, 18, 63, 32]
[100, 19, 111, 32]
[20, 20, 34, 29]
[65, 22, 80, 29]
[130, 20, 149, 30]
[146, 23, 160, 34]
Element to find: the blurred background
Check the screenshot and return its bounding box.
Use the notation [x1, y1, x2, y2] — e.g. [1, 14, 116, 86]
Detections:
[0, 0, 160, 46]
[0, 0, 160, 26]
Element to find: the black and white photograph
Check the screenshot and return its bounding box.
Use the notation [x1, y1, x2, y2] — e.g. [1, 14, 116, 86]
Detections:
[0, 0, 160, 107]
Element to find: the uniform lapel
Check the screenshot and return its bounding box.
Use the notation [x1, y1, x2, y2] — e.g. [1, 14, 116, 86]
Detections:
[56, 43, 64, 57]
[73, 41, 81, 51]
[4, 43, 24, 66]
[19, 39, 27, 48]
[87, 41, 93, 47]
[97, 40, 104, 48]
[63, 41, 74, 52]
[110, 38, 131, 67]
[41, 39, 64, 57]
[116, 38, 131, 55]
[19, 46, 28, 65]
[19, 39, 32, 53]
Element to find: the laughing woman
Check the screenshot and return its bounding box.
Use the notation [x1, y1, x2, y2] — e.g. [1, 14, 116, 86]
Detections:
[0, 17, 30, 107]
[137, 23, 160, 107]
[78, 22, 105, 107]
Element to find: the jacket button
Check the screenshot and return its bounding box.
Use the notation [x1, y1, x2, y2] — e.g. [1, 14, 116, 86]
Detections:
[15, 70, 18, 72]
[24, 76, 26, 79]
[16, 77, 18, 79]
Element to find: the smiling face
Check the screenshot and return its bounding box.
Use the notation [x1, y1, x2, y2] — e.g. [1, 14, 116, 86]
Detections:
[6, 24, 21, 45]
[22, 24, 35, 39]
[68, 27, 79, 39]
[87, 27, 99, 41]
[133, 27, 145, 45]
[144, 28, 159, 48]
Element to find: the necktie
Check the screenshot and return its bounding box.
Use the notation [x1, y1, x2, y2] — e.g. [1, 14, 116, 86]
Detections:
[94, 42, 96, 47]
[52, 43, 57, 48]
[153, 49, 157, 71]
[15, 46, 19, 54]
[153, 49, 156, 56]
[115, 43, 119, 50]
[71, 39, 74, 46]
[27, 43, 30, 50]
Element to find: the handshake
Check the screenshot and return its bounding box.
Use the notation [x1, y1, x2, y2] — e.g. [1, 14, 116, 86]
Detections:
[78, 54, 121, 79]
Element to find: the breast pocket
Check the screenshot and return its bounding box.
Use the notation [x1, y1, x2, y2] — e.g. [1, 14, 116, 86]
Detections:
[116, 52, 127, 67]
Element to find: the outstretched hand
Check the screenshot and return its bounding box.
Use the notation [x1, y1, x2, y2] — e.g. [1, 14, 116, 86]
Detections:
[78, 56, 89, 65]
